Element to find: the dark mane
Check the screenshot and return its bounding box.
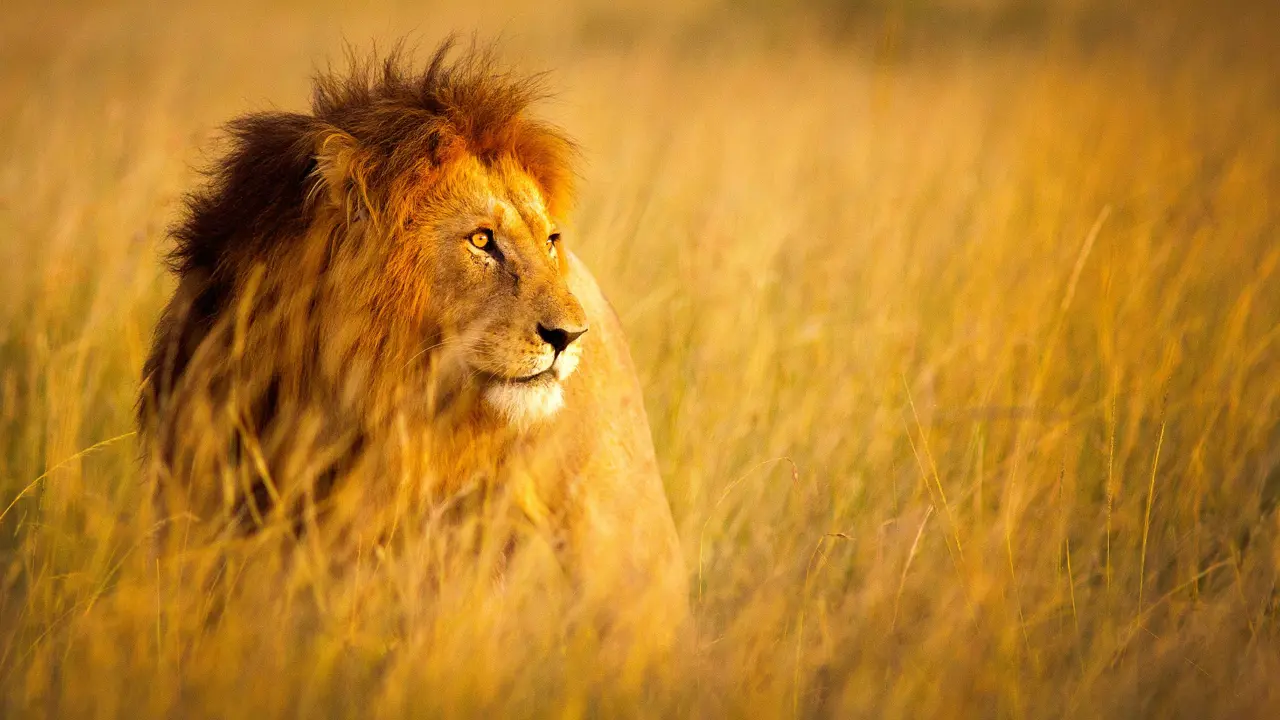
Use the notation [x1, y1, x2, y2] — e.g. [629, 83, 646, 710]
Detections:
[169, 37, 577, 283]
[143, 38, 577, 432]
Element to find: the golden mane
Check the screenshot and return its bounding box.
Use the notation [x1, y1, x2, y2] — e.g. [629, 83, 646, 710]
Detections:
[137, 39, 687, 635]
[169, 37, 576, 287]
[144, 39, 578, 426]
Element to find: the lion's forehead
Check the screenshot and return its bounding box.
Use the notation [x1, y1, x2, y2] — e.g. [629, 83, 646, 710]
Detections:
[429, 157, 554, 238]
[489, 196, 551, 236]
[505, 174, 549, 217]
[486, 179, 552, 237]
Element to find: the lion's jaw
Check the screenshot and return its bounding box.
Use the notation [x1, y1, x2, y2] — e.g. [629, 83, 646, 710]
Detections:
[480, 339, 582, 429]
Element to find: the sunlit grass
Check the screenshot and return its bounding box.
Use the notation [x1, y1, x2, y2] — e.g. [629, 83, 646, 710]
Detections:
[2, 1, 1279, 716]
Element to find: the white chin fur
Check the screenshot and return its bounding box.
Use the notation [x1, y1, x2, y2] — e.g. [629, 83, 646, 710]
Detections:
[483, 378, 565, 429]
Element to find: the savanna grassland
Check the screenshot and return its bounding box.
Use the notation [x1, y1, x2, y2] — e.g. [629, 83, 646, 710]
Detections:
[2, 0, 1279, 717]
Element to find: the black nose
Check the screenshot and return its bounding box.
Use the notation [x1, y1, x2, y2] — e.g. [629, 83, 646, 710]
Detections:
[537, 323, 587, 353]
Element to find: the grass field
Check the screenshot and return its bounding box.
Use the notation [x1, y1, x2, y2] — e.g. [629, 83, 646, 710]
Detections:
[2, 0, 1279, 716]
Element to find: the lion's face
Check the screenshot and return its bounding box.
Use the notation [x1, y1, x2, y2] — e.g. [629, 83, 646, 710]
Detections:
[382, 154, 587, 428]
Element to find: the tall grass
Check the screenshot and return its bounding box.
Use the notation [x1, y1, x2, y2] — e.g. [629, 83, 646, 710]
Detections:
[2, 1, 1278, 716]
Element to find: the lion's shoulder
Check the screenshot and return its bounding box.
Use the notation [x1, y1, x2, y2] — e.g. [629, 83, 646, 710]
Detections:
[556, 251, 657, 466]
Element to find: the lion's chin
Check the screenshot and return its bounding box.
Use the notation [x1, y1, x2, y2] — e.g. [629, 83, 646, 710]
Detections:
[482, 375, 565, 429]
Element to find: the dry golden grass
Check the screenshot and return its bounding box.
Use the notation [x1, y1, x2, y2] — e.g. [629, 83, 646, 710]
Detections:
[2, 1, 1279, 716]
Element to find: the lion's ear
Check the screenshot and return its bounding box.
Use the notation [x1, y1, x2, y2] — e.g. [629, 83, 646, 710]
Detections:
[313, 129, 375, 223]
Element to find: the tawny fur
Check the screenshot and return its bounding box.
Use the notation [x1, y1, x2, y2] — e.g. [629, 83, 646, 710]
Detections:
[138, 39, 688, 637]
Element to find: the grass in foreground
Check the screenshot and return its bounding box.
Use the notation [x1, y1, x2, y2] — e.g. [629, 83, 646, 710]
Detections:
[2, 1, 1279, 716]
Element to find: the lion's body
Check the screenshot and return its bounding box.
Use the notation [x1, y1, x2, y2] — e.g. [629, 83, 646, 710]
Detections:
[138, 41, 687, 633]
[542, 253, 687, 605]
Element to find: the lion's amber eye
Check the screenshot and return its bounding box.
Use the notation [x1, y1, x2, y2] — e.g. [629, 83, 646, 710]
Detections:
[469, 229, 492, 250]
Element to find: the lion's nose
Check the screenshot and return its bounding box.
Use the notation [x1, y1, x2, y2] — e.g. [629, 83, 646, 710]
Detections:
[537, 323, 587, 354]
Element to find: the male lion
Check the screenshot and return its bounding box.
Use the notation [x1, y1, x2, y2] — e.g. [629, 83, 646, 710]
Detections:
[138, 41, 687, 633]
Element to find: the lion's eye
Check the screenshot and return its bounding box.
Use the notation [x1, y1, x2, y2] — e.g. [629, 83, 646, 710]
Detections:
[469, 229, 493, 250]
[548, 232, 561, 245]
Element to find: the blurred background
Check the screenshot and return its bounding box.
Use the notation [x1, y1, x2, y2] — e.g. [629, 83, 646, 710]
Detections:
[2, 0, 1278, 717]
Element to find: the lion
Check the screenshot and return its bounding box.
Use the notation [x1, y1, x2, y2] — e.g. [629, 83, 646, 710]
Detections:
[137, 40, 687, 634]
